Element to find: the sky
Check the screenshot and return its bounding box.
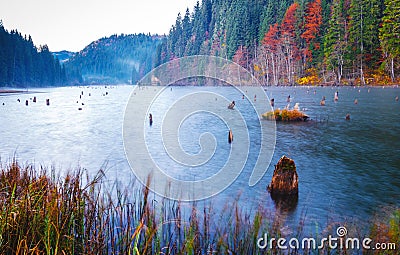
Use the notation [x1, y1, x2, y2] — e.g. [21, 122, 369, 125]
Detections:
[0, 0, 198, 52]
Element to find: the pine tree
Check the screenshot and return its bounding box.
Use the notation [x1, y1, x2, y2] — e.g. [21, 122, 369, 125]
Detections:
[379, 0, 400, 81]
[324, 0, 349, 84]
[182, 8, 192, 55]
[173, 13, 184, 57]
[363, 0, 384, 69]
[349, 0, 367, 84]
[258, 1, 275, 42]
[187, 1, 202, 56]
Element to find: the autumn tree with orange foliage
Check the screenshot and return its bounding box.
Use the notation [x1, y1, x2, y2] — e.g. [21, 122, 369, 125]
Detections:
[160, 0, 399, 85]
[233, 45, 249, 69]
[280, 3, 300, 84]
[301, 0, 323, 65]
[258, 3, 301, 85]
[261, 23, 280, 85]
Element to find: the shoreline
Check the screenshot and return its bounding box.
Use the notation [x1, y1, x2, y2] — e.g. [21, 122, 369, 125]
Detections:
[0, 89, 27, 94]
[1, 83, 399, 89]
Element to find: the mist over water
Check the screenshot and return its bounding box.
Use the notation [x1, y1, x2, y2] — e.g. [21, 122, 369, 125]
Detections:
[0, 85, 399, 232]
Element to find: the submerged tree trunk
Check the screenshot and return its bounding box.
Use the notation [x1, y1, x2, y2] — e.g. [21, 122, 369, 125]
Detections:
[360, 4, 365, 85]
[337, 55, 343, 84]
[391, 57, 395, 82]
[267, 155, 299, 196]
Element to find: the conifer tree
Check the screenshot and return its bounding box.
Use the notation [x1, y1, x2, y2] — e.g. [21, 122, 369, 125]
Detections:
[324, 0, 349, 84]
[379, 0, 400, 81]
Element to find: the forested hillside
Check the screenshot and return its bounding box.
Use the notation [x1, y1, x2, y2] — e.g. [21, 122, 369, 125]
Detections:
[0, 21, 66, 87]
[157, 0, 400, 86]
[66, 34, 162, 84]
[0, 22, 162, 86]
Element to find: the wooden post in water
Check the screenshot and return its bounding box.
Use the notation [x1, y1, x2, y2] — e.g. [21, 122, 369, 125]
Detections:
[228, 129, 233, 144]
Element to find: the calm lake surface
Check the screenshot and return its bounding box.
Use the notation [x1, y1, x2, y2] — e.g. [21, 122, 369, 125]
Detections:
[0, 85, 399, 233]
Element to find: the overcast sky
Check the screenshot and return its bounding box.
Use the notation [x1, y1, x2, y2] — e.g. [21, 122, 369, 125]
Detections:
[0, 0, 198, 52]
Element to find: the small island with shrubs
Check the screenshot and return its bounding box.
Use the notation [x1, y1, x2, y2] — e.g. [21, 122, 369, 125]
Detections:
[262, 108, 309, 122]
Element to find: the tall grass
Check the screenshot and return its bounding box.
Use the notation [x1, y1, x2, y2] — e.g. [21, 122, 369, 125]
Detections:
[0, 161, 398, 254]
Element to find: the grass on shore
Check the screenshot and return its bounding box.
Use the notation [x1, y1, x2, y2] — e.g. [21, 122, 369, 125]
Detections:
[0, 161, 398, 254]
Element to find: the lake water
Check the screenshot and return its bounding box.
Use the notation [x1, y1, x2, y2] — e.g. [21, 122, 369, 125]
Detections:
[0, 85, 399, 234]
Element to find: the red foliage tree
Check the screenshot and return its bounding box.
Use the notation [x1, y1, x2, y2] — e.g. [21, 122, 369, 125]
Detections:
[280, 3, 300, 84]
[281, 3, 299, 39]
[301, 0, 323, 62]
[280, 2, 300, 62]
[261, 23, 280, 52]
[233, 45, 249, 68]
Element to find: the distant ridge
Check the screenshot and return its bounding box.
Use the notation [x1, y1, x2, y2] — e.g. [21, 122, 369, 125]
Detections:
[52, 50, 76, 63]
[65, 34, 163, 85]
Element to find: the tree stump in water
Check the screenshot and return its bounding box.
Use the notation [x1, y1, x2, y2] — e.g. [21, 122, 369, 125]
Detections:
[267, 156, 298, 196]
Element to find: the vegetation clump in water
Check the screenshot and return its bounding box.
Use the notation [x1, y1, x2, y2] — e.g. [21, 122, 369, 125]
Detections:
[262, 109, 309, 122]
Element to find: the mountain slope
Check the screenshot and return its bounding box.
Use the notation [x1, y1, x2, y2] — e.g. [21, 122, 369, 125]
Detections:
[66, 34, 163, 84]
[158, 0, 398, 85]
[0, 22, 66, 87]
[52, 51, 75, 63]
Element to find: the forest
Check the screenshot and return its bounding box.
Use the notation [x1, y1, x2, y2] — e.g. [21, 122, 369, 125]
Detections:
[65, 34, 162, 84]
[157, 0, 400, 86]
[1, 1, 399, 87]
[0, 22, 162, 86]
[0, 21, 66, 87]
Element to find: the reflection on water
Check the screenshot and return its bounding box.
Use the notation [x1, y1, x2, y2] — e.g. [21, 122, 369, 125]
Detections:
[271, 193, 299, 213]
[0, 85, 399, 233]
